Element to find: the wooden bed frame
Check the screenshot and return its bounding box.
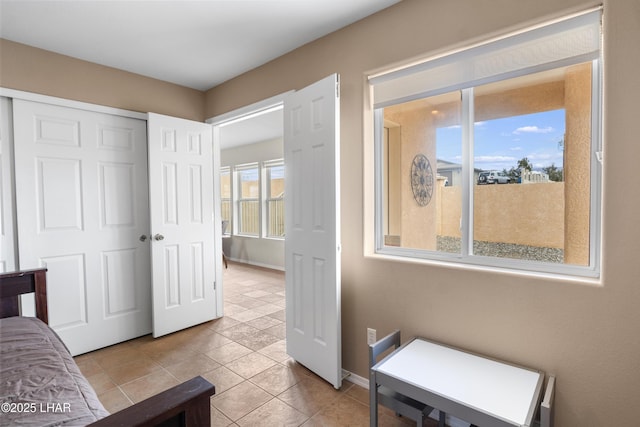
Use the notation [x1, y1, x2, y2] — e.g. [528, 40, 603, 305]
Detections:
[0, 268, 215, 427]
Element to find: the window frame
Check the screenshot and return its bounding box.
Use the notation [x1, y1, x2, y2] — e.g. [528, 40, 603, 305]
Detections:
[371, 10, 603, 279]
[220, 166, 232, 236]
[234, 162, 261, 237]
[262, 159, 285, 239]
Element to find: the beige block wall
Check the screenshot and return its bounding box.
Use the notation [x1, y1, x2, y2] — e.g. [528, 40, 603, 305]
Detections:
[438, 184, 462, 238]
[471, 183, 565, 248]
[0, 39, 205, 121]
[434, 183, 566, 249]
[206, 1, 640, 426]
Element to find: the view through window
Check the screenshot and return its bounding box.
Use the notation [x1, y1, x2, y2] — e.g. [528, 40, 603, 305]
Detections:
[265, 161, 285, 238]
[220, 167, 231, 234]
[372, 9, 601, 276]
[236, 163, 260, 236]
[379, 64, 595, 270]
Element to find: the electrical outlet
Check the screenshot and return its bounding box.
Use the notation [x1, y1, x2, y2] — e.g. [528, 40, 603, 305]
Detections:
[367, 328, 377, 345]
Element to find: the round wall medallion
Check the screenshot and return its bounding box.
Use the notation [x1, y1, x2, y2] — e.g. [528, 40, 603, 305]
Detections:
[410, 154, 433, 207]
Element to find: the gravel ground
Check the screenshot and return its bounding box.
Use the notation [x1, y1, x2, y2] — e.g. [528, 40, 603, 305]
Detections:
[437, 236, 564, 263]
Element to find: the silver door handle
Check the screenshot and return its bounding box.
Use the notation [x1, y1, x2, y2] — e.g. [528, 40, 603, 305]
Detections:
[154, 233, 165, 241]
[139, 234, 148, 242]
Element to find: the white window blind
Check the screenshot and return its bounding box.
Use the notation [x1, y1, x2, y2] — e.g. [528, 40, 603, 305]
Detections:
[370, 8, 602, 108]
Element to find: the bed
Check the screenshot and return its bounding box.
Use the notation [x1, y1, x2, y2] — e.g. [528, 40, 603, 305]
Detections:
[0, 268, 215, 427]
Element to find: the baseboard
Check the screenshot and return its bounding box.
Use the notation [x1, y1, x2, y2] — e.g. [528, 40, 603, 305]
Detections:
[345, 370, 471, 427]
[345, 370, 369, 388]
[226, 257, 284, 271]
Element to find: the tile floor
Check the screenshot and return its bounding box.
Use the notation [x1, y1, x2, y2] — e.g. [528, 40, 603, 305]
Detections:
[75, 262, 440, 426]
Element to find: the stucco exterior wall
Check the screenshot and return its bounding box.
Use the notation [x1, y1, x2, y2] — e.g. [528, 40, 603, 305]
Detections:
[206, 1, 640, 425]
[564, 63, 592, 265]
[437, 183, 462, 238]
[385, 102, 438, 250]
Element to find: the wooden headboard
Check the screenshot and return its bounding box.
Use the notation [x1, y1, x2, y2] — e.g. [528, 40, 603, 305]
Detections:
[0, 268, 217, 426]
[0, 268, 48, 323]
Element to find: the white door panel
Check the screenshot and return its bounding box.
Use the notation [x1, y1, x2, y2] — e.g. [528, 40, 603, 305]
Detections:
[13, 99, 151, 355]
[0, 97, 16, 274]
[284, 74, 342, 389]
[148, 113, 218, 338]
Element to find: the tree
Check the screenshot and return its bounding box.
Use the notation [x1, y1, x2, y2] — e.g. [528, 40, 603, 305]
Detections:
[543, 163, 563, 182]
[504, 167, 520, 182]
[517, 157, 533, 172]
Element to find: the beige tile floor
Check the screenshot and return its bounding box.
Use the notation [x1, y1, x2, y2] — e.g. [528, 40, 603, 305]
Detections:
[75, 262, 440, 426]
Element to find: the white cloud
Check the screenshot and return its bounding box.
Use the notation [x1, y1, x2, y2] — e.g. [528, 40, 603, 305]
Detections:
[513, 126, 554, 134]
[474, 155, 516, 163]
[510, 146, 522, 151]
[527, 153, 553, 161]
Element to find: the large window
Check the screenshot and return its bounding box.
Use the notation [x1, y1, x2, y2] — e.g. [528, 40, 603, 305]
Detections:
[371, 9, 602, 277]
[264, 160, 285, 238]
[226, 159, 285, 239]
[235, 163, 260, 236]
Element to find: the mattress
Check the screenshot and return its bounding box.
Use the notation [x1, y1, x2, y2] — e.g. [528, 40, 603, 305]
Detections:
[0, 316, 109, 426]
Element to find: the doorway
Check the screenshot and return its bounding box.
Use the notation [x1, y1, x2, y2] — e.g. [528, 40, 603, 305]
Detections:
[216, 104, 285, 271]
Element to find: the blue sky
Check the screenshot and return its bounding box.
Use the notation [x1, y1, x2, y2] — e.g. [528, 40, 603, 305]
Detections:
[437, 109, 565, 171]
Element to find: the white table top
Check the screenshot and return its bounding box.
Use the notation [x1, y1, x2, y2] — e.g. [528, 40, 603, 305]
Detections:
[374, 338, 543, 425]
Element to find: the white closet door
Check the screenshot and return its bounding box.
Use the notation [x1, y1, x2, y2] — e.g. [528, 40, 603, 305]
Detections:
[147, 113, 218, 338]
[13, 99, 152, 355]
[0, 97, 16, 273]
[284, 74, 342, 389]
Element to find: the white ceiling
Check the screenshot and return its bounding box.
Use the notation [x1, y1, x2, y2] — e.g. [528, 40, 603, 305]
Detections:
[0, 0, 400, 91]
[1, 0, 400, 148]
[218, 105, 283, 149]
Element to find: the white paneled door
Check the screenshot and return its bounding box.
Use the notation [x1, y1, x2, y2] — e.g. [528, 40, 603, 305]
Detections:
[284, 74, 342, 389]
[13, 99, 152, 355]
[147, 113, 218, 338]
[0, 97, 16, 273]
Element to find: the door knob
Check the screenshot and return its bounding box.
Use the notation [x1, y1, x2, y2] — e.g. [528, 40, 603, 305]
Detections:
[154, 233, 165, 241]
[139, 234, 148, 242]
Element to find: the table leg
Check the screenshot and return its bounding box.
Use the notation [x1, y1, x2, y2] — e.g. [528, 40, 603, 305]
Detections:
[369, 370, 378, 426]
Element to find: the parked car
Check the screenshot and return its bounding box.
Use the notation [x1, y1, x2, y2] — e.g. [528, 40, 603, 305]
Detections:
[477, 170, 511, 184]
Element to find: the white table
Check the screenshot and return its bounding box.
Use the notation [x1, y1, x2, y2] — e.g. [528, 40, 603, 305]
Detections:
[369, 337, 545, 427]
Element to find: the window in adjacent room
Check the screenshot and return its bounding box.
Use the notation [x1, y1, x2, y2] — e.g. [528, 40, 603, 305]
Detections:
[220, 166, 232, 235]
[263, 159, 285, 238]
[235, 163, 260, 236]
[370, 8, 602, 278]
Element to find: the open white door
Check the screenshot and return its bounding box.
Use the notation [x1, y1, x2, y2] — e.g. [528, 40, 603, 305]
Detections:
[284, 74, 342, 389]
[148, 113, 218, 338]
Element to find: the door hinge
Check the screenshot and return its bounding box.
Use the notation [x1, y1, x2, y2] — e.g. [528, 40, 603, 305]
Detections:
[213, 281, 216, 291]
[336, 75, 340, 98]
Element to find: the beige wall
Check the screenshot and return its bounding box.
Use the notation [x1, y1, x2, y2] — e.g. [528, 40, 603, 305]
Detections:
[0, 39, 205, 121]
[206, 1, 639, 426]
[2, 0, 638, 424]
